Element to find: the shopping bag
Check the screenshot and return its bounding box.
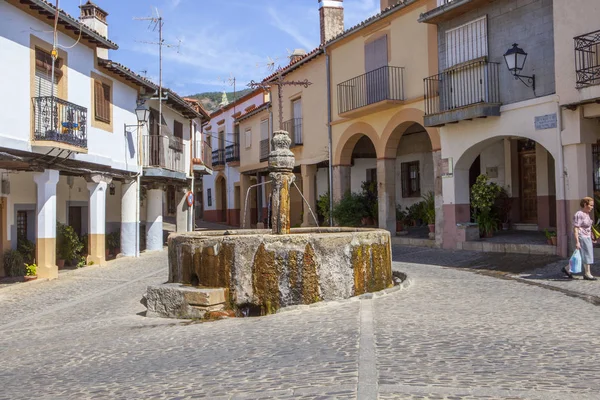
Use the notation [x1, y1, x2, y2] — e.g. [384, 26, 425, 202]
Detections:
[569, 249, 582, 274]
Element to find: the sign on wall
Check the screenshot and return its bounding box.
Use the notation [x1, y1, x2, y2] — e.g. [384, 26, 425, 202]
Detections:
[440, 157, 453, 178]
[534, 113, 557, 130]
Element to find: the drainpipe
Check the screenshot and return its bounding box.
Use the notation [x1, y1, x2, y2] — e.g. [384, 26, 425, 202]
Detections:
[325, 51, 334, 226]
[189, 119, 195, 232]
[556, 98, 568, 258]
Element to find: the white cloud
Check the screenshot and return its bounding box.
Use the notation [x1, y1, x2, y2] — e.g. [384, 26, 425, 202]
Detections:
[266, 7, 316, 51]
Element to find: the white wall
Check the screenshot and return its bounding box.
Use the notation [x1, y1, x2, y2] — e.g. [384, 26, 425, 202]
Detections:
[316, 167, 329, 198]
[479, 140, 506, 187]
[350, 159, 377, 193]
[395, 131, 435, 209]
[0, 2, 140, 173]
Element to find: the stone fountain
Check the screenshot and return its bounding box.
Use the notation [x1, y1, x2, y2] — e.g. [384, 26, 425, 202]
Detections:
[143, 131, 393, 319]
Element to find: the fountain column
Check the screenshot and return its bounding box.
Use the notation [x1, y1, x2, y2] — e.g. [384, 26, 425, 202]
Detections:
[269, 130, 296, 235]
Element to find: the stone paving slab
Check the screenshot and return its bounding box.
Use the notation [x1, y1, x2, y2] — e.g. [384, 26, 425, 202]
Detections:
[2, 247, 600, 399]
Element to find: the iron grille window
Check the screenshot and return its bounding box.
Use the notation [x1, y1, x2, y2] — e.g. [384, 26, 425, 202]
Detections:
[174, 120, 183, 140]
[401, 161, 420, 198]
[575, 30, 600, 88]
[207, 188, 212, 207]
[17, 211, 27, 240]
[593, 141, 600, 193]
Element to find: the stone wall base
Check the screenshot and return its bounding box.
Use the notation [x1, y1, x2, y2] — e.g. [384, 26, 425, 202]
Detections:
[143, 284, 227, 319]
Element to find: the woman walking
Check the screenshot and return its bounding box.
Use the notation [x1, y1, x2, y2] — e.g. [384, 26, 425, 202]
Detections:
[563, 196, 597, 280]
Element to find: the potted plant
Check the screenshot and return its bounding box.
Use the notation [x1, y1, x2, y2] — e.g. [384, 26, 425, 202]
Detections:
[56, 223, 83, 267]
[24, 263, 37, 281]
[395, 204, 407, 232]
[544, 229, 557, 246]
[3, 249, 25, 277]
[422, 192, 435, 233]
[359, 181, 378, 226]
[332, 192, 365, 227]
[106, 231, 121, 257]
[471, 175, 502, 238]
[495, 186, 512, 230]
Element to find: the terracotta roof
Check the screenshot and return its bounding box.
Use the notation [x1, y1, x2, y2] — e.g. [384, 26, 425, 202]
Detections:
[15, 0, 118, 49]
[236, 102, 270, 122]
[262, 46, 324, 82]
[97, 59, 208, 121]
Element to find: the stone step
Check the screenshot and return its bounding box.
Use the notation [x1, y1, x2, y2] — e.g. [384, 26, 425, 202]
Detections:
[143, 284, 228, 319]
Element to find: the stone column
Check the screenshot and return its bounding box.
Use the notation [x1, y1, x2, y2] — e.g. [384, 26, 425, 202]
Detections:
[34, 169, 60, 279]
[301, 164, 317, 227]
[176, 187, 189, 233]
[377, 159, 396, 233]
[269, 130, 296, 235]
[120, 180, 138, 257]
[87, 175, 111, 265]
[332, 165, 351, 202]
[146, 185, 164, 251]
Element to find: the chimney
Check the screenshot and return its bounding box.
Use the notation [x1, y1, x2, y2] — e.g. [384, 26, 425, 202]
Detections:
[79, 1, 109, 59]
[319, 0, 344, 44]
[289, 49, 307, 64]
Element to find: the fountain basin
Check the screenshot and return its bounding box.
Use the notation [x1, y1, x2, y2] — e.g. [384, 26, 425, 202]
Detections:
[166, 227, 393, 315]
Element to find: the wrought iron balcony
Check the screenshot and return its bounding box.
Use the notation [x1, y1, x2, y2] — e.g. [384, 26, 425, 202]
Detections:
[212, 148, 225, 167]
[423, 60, 500, 127]
[259, 139, 270, 162]
[337, 66, 404, 116]
[419, 0, 487, 24]
[225, 143, 240, 163]
[142, 135, 185, 173]
[32, 96, 87, 149]
[575, 29, 600, 88]
[282, 118, 303, 147]
[192, 139, 212, 171]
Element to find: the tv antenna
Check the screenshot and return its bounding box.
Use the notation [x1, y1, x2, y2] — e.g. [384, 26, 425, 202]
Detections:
[134, 7, 182, 136]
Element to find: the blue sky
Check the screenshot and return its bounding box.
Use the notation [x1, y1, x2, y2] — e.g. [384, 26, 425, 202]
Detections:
[58, 0, 381, 96]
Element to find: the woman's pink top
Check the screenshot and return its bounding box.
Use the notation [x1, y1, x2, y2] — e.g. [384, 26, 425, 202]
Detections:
[573, 210, 593, 238]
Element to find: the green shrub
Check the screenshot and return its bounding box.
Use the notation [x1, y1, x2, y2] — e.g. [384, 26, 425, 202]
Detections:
[24, 263, 37, 276]
[56, 223, 83, 262]
[395, 204, 407, 221]
[422, 192, 435, 225]
[17, 237, 35, 264]
[360, 181, 378, 220]
[471, 175, 502, 236]
[3, 249, 25, 277]
[106, 231, 120, 254]
[333, 192, 366, 227]
[317, 192, 331, 226]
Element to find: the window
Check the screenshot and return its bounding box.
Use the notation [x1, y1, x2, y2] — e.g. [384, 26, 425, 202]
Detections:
[34, 48, 61, 98]
[233, 124, 240, 146]
[174, 120, 183, 140]
[366, 168, 377, 184]
[207, 188, 212, 207]
[401, 161, 420, 198]
[445, 16, 487, 68]
[260, 119, 269, 140]
[593, 141, 600, 194]
[17, 211, 27, 240]
[245, 128, 252, 149]
[94, 80, 111, 122]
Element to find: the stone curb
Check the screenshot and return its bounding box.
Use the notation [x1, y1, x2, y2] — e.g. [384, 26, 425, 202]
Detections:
[277, 273, 413, 314]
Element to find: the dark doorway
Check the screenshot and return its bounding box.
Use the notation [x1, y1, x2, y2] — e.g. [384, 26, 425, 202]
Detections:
[69, 206, 82, 237]
[469, 155, 481, 190]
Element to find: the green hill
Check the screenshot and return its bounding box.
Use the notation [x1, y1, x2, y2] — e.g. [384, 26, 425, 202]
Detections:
[187, 89, 253, 113]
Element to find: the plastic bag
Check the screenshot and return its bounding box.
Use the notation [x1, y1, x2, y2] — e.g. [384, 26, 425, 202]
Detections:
[569, 249, 582, 274]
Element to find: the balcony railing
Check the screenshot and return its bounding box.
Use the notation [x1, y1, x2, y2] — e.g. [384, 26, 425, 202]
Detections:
[212, 148, 225, 167]
[282, 118, 303, 147]
[424, 60, 500, 117]
[192, 140, 212, 170]
[337, 66, 404, 115]
[142, 135, 185, 173]
[575, 29, 600, 88]
[260, 139, 270, 162]
[33, 96, 87, 148]
[225, 143, 240, 163]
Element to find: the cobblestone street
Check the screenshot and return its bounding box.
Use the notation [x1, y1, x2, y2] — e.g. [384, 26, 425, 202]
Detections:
[2, 247, 600, 399]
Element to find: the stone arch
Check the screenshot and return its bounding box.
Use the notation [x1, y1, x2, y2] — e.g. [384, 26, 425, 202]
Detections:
[379, 108, 441, 159]
[334, 121, 380, 165]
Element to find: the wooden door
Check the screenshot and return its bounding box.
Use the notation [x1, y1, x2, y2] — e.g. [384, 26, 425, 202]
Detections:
[69, 206, 82, 237]
[519, 151, 537, 223]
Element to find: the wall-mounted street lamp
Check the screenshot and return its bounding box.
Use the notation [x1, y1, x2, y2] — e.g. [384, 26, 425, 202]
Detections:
[109, 182, 116, 196]
[134, 104, 150, 126]
[503, 43, 535, 91]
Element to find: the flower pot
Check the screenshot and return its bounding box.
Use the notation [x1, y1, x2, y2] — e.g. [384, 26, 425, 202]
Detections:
[428, 224, 435, 233]
[484, 231, 493, 238]
[24, 275, 37, 282]
[550, 236, 557, 246]
[57, 259, 65, 269]
[396, 221, 404, 232]
[106, 249, 110, 257]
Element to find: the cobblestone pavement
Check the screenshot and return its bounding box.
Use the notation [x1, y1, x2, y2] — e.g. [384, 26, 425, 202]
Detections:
[2, 246, 600, 399]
